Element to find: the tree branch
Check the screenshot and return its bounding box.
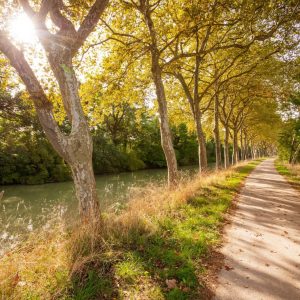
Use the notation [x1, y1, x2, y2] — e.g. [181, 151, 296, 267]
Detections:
[72, 0, 110, 55]
[0, 31, 67, 157]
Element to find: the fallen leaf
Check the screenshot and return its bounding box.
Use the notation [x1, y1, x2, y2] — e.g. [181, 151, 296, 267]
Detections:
[224, 265, 234, 271]
[166, 279, 177, 289]
[265, 263, 270, 267]
[12, 273, 20, 287]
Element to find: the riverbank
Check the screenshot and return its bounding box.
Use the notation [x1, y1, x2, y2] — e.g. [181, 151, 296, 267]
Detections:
[0, 160, 261, 299]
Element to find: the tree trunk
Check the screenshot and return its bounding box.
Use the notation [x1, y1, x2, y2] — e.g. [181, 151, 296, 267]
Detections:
[38, 107, 100, 220]
[240, 129, 244, 161]
[289, 134, 296, 163]
[195, 107, 208, 171]
[214, 93, 222, 169]
[244, 133, 248, 160]
[291, 143, 300, 164]
[151, 59, 178, 184]
[251, 146, 255, 159]
[224, 126, 230, 168]
[232, 128, 239, 165]
[71, 158, 99, 219]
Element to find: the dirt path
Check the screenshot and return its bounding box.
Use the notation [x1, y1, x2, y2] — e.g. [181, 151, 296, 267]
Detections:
[213, 159, 300, 300]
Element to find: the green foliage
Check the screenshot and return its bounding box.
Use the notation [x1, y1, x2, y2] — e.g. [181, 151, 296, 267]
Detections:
[0, 110, 202, 185]
[0, 92, 70, 185]
[92, 118, 201, 174]
[0, 136, 70, 185]
[0, 88, 203, 185]
[278, 93, 300, 163]
[173, 124, 198, 166]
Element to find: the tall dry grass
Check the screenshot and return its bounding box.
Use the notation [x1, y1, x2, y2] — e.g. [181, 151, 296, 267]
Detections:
[0, 162, 249, 299]
[289, 163, 300, 176]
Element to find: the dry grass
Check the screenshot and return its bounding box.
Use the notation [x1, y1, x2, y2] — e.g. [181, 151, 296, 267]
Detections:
[288, 163, 300, 177]
[275, 161, 300, 191]
[0, 160, 253, 299]
[0, 224, 70, 299]
[111, 168, 234, 232]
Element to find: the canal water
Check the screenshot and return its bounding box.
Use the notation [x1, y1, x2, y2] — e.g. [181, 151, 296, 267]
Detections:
[0, 166, 197, 254]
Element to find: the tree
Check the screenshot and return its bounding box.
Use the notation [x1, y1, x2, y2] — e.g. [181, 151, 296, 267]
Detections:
[0, 0, 109, 220]
[165, 0, 299, 170]
[124, 0, 179, 184]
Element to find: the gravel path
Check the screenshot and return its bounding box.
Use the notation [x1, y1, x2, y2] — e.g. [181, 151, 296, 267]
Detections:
[213, 159, 300, 300]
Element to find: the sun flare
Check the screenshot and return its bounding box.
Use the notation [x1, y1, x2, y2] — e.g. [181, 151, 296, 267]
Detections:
[8, 13, 37, 44]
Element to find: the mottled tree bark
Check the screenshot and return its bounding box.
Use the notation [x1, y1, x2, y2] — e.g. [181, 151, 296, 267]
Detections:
[195, 107, 208, 171]
[151, 59, 178, 184]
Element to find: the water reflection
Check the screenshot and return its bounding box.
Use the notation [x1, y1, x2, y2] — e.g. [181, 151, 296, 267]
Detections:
[0, 167, 197, 254]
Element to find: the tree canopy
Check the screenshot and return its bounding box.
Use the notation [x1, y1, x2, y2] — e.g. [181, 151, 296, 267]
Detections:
[0, 0, 299, 217]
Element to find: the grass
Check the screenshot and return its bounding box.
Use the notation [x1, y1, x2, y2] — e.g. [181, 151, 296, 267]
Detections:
[0, 160, 262, 300]
[275, 160, 300, 191]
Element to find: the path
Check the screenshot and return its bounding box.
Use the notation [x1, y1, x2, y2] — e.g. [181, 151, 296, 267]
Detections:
[213, 159, 300, 300]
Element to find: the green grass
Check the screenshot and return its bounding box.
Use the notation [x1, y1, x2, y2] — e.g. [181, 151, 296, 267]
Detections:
[275, 160, 300, 190]
[0, 160, 262, 300]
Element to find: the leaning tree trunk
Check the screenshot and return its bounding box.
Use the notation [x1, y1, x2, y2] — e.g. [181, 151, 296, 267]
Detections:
[214, 93, 222, 169]
[152, 50, 178, 185]
[150, 52, 178, 185]
[224, 126, 230, 168]
[143, 7, 178, 185]
[0, 35, 101, 220]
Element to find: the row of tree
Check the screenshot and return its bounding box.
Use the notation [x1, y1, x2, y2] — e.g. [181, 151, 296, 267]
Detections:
[0, 0, 299, 219]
